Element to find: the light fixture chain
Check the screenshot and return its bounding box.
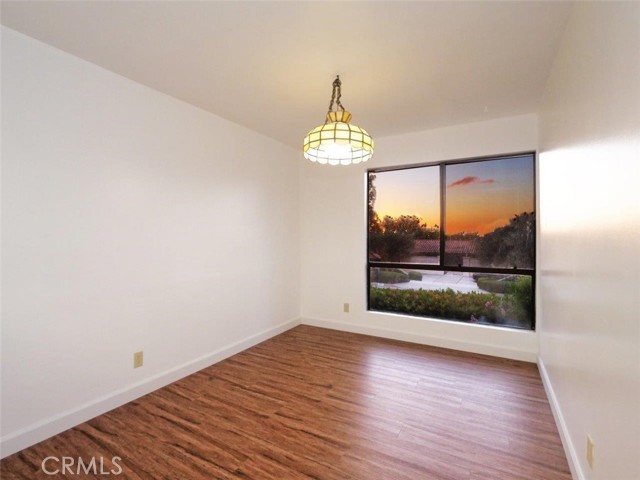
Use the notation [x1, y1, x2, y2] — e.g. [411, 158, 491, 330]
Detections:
[327, 75, 345, 113]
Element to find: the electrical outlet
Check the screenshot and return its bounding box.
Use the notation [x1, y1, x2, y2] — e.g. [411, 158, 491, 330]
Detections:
[133, 351, 144, 368]
[343, 303, 350, 313]
[587, 435, 594, 469]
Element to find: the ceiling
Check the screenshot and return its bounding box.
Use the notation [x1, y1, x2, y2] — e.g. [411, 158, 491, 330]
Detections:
[1, 1, 572, 148]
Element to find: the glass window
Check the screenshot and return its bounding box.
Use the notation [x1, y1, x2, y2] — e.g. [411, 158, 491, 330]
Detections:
[368, 167, 440, 264]
[367, 153, 536, 331]
[445, 156, 535, 269]
[369, 269, 534, 329]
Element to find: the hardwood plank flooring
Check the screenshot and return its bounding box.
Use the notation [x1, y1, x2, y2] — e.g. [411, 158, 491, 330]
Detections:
[1, 325, 571, 479]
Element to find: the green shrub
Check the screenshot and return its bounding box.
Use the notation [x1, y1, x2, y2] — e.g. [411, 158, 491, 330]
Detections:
[379, 271, 410, 284]
[408, 271, 423, 281]
[369, 231, 415, 262]
[371, 269, 410, 284]
[504, 276, 533, 325]
[370, 287, 501, 321]
[476, 277, 513, 294]
[371, 269, 423, 284]
[370, 284, 533, 329]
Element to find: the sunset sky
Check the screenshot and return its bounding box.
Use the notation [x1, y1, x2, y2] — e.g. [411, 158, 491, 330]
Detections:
[372, 156, 534, 235]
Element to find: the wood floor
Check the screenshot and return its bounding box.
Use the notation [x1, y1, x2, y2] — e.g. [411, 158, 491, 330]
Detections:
[1, 325, 571, 479]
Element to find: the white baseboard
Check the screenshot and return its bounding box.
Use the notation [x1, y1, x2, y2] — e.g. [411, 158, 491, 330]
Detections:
[301, 317, 537, 362]
[0, 318, 300, 459]
[538, 357, 583, 480]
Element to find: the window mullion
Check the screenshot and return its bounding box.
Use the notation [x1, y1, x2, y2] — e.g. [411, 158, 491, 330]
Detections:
[439, 163, 446, 267]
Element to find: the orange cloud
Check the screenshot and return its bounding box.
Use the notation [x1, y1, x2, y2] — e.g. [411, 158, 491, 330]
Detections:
[448, 176, 495, 188]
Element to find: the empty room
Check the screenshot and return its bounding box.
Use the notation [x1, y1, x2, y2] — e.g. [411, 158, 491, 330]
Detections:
[1, 1, 638, 479]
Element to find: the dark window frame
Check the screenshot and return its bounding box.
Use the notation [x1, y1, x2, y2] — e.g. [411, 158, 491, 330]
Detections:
[366, 151, 537, 330]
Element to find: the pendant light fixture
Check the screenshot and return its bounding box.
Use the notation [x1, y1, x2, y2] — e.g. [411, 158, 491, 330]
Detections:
[303, 75, 374, 166]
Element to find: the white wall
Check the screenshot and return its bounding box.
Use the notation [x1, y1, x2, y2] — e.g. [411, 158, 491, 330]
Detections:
[537, 3, 640, 480]
[1, 27, 300, 457]
[300, 114, 539, 361]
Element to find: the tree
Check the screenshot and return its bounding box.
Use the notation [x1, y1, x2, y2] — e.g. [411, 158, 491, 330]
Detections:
[422, 225, 440, 240]
[368, 174, 382, 233]
[368, 174, 439, 261]
[447, 232, 479, 240]
[476, 212, 535, 268]
[369, 231, 415, 262]
[382, 215, 423, 235]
